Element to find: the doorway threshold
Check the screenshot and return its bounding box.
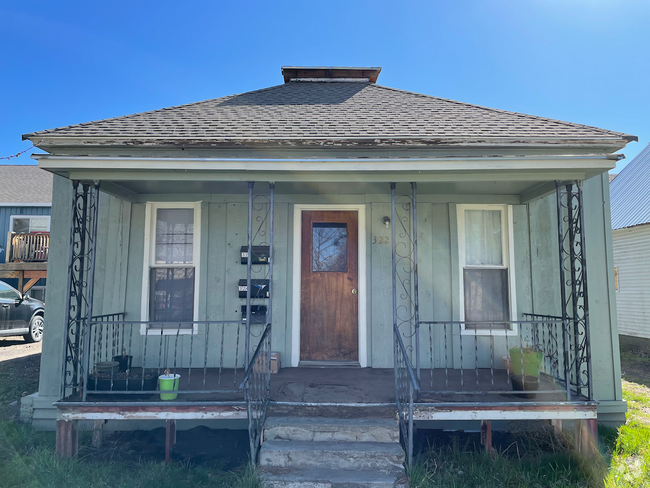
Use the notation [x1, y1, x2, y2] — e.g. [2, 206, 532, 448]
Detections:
[298, 360, 361, 368]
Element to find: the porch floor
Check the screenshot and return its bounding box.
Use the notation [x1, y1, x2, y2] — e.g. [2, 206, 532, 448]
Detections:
[78, 367, 578, 405]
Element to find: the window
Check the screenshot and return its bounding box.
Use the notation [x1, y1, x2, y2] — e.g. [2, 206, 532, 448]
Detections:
[0, 282, 20, 300]
[142, 203, 201, 333]
[312, 223, 348, 272]
[458, 205, 515, 331]
[10, 216, 50, 234]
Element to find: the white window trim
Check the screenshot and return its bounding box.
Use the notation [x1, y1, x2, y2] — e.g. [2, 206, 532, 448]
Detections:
[141, 202, 201, 335]
[291, 204, 367, 367]
[457, 204, 517, 336]
[9, 215, 51, 233]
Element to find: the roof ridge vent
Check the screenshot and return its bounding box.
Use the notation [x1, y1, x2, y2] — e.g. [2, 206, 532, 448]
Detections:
[281, 66, 381, 84]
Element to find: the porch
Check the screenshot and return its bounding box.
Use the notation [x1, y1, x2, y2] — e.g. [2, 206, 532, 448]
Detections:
[49, 174, 601, 468]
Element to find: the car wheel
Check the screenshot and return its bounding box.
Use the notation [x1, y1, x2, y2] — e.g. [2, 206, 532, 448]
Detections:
[24, 314, 44, 343]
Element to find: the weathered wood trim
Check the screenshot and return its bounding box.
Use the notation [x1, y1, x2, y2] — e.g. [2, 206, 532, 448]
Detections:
[0, 262, 48, 271]
[56, 404, 247, 420]
[36, 155, 616, 176]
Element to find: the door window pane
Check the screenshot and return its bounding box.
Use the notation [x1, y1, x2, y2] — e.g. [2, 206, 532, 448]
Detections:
[464, 269, 509, 326]
[465, 210, 502, 265]
[12, 218, 29, 234]
[312, 223, 347, 272]
[155, 209, 194, 264]
[150, 268, 195, 323]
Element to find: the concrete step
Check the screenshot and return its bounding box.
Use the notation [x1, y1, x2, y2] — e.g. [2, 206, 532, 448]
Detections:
[260, 467, 408, 488]
[259, 440, 405, 473]
[264, 417, 400, 443]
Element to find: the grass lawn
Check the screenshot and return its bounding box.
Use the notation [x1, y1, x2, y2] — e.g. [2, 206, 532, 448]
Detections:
[409, 343, 650, 488]
[0, 341, 649, 487]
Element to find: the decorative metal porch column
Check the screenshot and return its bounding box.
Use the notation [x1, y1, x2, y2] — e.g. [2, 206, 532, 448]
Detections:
[390, 182, 420, 471]
[244, 181, 274, 465]
[390, 182, 420, 372]
[555, 181, 593, 401]
[61, 181, 101, 401]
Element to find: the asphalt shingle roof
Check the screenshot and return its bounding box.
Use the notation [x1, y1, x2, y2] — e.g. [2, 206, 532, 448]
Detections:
[0, 165, 53, 205]
[24, 81, 632, 143]
[610, 143, 650, 230]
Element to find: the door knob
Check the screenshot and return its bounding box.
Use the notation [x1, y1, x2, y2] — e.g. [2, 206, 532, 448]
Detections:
[351, 289, 357, 295]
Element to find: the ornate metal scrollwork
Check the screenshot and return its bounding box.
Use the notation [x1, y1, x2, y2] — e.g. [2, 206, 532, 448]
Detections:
[391, 183, 420, 374]
[555, 181, 592, 400]
[61, 182, 100, 399]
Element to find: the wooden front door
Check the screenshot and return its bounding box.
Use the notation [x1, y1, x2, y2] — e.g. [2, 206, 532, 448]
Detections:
[300, 211, 359, 362]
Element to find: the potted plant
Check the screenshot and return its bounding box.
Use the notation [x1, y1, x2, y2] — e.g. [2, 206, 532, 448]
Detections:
[508, 346, 543, 398]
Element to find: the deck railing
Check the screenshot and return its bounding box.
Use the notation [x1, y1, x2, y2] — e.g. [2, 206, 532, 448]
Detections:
[7, 232, 49, 262]
[394, 323, 418, 472]
[83, 318, 258, 400]
[240, 323, 271, 465]
[416, 316, 575, 398]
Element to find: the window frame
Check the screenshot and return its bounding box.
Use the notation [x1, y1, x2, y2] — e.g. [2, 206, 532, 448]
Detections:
[457, 204, 517, 335]
[141, 202, 201, 335]
[9, 215, 51, 234]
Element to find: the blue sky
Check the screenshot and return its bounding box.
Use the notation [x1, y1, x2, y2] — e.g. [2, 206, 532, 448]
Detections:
[2, 1, 649, 172]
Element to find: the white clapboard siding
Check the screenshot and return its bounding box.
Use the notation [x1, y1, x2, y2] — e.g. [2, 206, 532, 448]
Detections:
[612, 223, 650, 339]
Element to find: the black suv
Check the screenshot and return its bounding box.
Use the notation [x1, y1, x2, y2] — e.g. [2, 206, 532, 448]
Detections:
[0, 281, 45, 342]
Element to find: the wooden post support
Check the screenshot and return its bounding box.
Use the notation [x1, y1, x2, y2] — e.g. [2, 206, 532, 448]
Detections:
[165, 419, 176, 463]
[56, 420, 78, 458]
[92, 419, 106, 449]
[17, 271, 24, 294]
[578, 419, 598, 456]
[480, 420, 493, 456]
[551, 419, 563, 436]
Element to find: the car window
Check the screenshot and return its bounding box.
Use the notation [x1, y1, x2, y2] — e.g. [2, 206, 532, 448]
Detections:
[0, 282, 19, 300]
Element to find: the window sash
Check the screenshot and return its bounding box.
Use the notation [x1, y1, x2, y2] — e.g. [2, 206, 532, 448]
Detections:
[149, 267, 195, 328]
[458, 205, 513, 332]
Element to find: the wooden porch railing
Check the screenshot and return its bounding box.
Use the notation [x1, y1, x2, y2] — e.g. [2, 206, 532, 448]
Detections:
[7, 232, 49, 262]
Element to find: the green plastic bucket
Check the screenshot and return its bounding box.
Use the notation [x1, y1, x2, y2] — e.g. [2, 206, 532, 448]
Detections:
[158, 374, 180, 400]
[508, 348, 543, 377]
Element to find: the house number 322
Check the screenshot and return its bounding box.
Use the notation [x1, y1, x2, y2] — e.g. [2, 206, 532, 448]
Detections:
[372, 236, 390, 244]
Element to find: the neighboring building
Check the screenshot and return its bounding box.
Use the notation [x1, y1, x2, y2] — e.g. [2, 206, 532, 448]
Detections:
[0, 165, 52, 301]
[611, 143, 650, 340]
[21, 67, 633, 475]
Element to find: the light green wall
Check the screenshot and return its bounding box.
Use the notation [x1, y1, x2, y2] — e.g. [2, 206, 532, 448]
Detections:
[37, 175, 624, 421]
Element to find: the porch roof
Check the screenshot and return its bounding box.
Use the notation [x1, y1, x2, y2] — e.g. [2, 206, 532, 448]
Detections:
[24, 68, 635, 150]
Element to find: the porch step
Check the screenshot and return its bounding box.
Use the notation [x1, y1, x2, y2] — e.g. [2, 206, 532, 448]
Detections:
[260, 467, 408, 488]
[259, 440, 405, 473]
[259, 417, 406, 487]
[265, 417, 399, 443]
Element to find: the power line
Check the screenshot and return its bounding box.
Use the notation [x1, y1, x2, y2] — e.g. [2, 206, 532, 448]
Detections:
[0, 145, 35, 161]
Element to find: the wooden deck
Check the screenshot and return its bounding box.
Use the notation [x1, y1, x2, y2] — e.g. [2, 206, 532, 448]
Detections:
[78, 366, 578, 405]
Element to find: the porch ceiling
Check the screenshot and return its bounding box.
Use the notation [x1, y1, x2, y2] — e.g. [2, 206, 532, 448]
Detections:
[97, 179, 549, 199]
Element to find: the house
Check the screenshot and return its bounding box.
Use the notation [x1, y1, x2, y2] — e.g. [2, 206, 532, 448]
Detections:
[610, 143, 650, 343]
[21, 67, 633, 479]
[0, 165, 52, 301]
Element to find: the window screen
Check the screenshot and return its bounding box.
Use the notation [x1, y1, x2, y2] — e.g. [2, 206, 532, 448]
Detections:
[463, 269, 510, 327]
[150, 268, 195, 325]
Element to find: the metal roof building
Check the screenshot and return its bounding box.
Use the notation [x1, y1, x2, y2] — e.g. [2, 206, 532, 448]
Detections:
[610, 143, 650, 230]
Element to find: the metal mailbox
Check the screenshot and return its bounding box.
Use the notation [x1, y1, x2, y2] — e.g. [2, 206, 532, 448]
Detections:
[240, 246, 270, 265]
[238, 279, 270, 298]
[241, 305, 268, 323]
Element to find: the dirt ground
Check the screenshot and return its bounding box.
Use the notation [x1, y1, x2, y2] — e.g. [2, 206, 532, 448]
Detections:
[0, 336, 41, 421]
[2, 335, 648, 468]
